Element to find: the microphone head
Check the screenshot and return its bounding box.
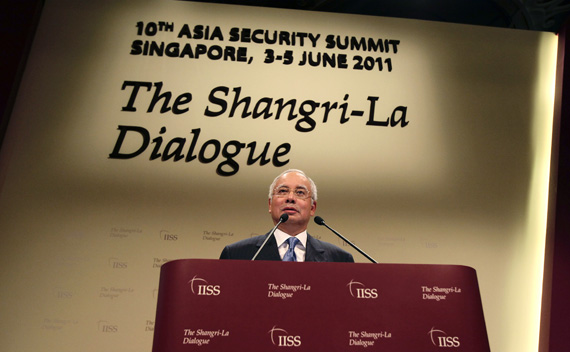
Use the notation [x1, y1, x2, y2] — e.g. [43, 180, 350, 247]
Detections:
[279, 213, 289, 223]
[314, 216, 325, 225]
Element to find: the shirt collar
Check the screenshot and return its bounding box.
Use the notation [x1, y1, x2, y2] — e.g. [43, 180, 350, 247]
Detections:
[274, 228, 307, 248]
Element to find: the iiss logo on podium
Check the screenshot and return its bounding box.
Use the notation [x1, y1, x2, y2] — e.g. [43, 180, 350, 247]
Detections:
[188, 275, 221, 296]
[269, 326, 302, 347]
[347, 279, 378, 299]
[428, 327, 461, 348]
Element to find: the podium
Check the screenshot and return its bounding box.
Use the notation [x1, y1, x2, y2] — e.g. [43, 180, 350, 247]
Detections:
[152, 259, 490, 351]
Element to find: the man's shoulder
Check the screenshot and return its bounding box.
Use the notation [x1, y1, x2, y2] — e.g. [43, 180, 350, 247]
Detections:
[307, 234, 354, 262]
[219, 233, 272, 260]
[307, 234, 342, 251]
[224, 234, 266, 248]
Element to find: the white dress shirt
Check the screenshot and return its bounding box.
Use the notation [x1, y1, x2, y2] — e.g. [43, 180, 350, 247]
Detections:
[274, 228, 307, 262]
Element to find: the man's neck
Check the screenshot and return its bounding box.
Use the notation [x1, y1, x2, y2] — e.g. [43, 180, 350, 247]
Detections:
[277, 224, 307, 236]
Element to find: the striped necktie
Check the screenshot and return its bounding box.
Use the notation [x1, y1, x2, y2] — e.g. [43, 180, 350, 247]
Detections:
[282, 237, 300, 262]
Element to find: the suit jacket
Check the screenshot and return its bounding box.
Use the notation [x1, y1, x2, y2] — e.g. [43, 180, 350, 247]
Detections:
[219, 232, 354, 263]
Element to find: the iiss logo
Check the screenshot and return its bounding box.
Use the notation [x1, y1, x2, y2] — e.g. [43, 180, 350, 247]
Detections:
[428, 327, 461, 348]
[347, 279, 378, 299]
[188, 275, 220, 296]
[108, 257, 128, 269]
[98, 320, 118, 333]
[269, 326, 302, 347]
[159, 230, 178, 241]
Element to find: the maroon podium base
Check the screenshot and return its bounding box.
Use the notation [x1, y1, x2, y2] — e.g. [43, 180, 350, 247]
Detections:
[153, 259, 489, 351]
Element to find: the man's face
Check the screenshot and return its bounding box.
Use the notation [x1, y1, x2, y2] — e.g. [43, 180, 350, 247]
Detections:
[268, 172, 316, 233]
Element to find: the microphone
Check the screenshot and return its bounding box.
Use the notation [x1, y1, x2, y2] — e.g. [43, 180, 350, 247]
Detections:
[252, 213, 289, 261]
[314, 216, 378, 263]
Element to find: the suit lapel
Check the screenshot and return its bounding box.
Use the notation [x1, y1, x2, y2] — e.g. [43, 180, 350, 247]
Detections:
[253, 233, 281, 261]
[305, 234, 326, 262]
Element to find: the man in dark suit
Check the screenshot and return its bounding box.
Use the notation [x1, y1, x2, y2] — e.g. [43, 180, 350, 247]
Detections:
[220, 169, 354, 262]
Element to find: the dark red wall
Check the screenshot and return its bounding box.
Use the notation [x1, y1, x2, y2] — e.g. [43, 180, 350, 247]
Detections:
[545, 18, 570, 352]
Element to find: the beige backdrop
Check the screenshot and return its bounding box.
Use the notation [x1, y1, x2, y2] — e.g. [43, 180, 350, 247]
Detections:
[0, 0, 558, 351]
